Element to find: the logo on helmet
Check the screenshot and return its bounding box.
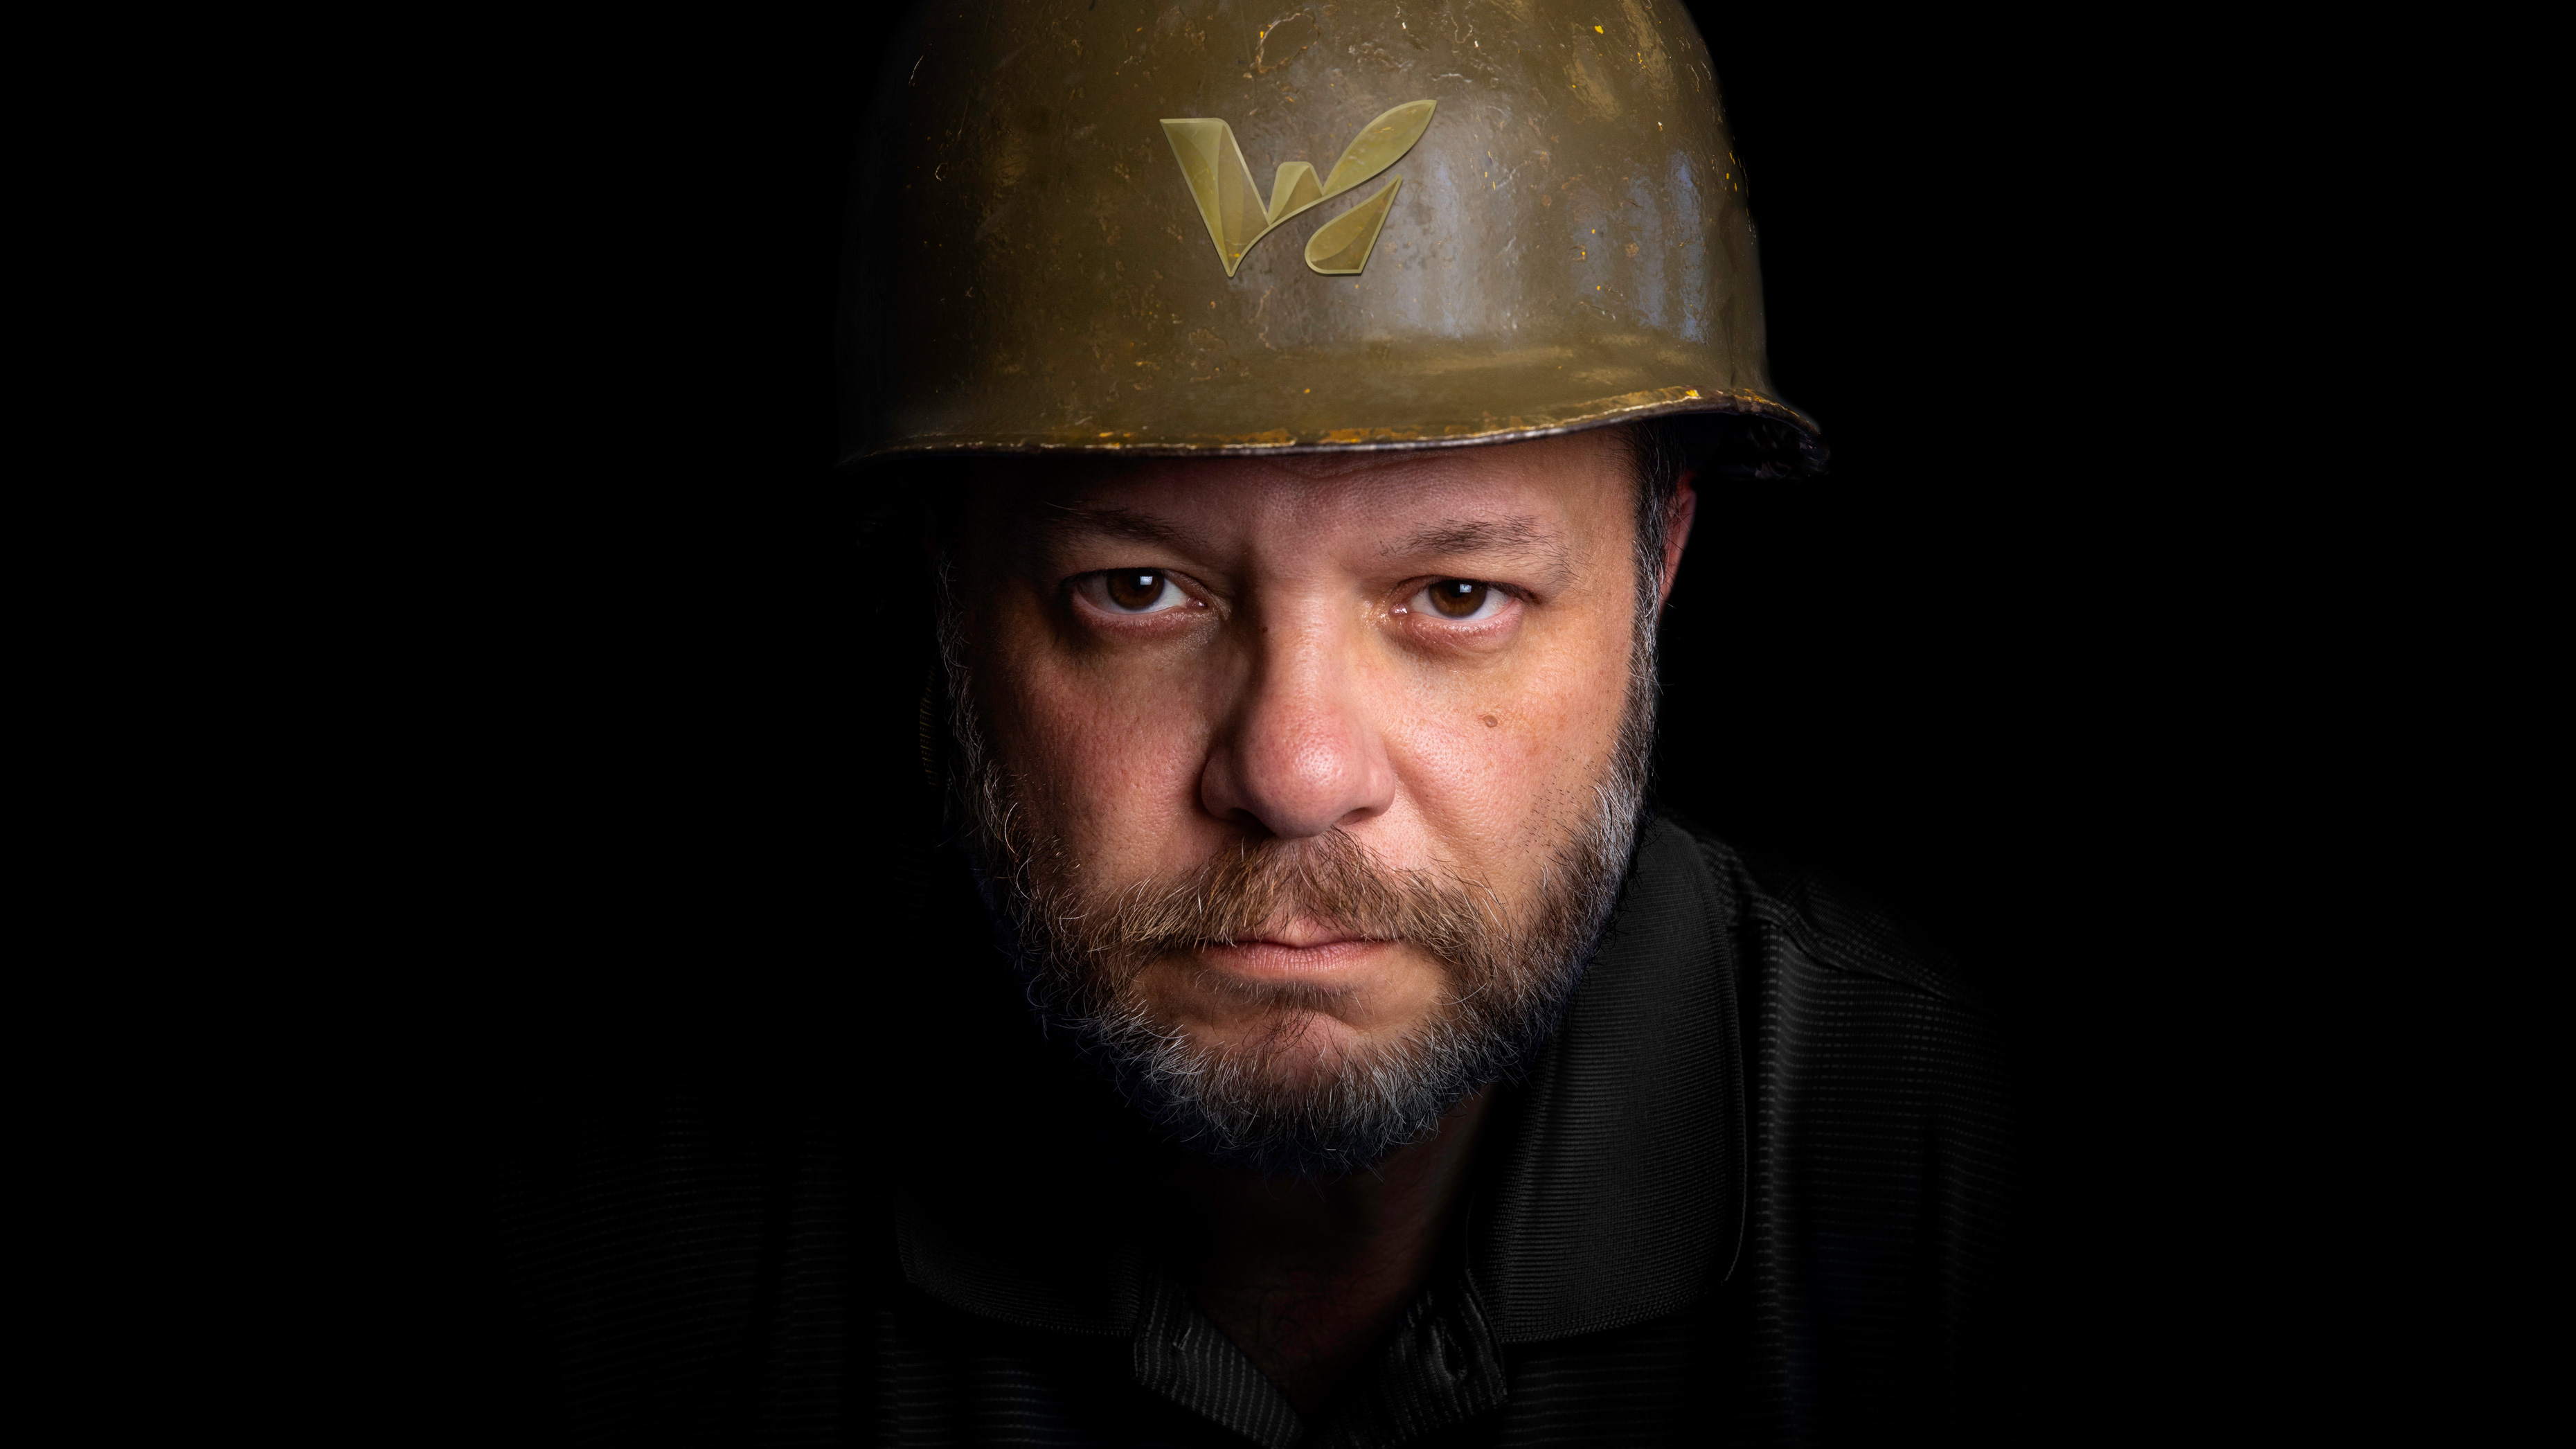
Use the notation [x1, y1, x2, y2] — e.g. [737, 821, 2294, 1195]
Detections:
[1160, 100, 1435, 278]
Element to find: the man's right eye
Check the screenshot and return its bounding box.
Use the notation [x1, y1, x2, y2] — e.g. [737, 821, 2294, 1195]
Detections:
[1080, 569, 1190, 614]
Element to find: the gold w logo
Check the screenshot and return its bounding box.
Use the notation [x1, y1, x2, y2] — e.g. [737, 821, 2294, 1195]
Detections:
[1160, 100, 1436, 278]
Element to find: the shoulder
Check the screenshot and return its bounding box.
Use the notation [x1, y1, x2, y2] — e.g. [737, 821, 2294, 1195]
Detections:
[1643, 815, 2020, 1429]
[1656, 811, 1987, 1015]
[1653, 811, 2012, 1173]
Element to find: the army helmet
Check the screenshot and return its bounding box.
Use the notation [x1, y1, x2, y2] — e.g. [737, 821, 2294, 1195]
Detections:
[841, 0, 1822, 476]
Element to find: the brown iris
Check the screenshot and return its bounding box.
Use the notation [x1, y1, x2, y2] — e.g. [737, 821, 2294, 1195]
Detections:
[1105, 570, 1167, 610]
[1426, 579, 1490, 617]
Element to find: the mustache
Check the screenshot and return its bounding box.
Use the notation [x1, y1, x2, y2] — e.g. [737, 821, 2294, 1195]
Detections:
[1033, 828, 1503, 981]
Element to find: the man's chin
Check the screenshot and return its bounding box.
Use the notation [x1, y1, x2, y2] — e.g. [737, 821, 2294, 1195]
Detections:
[1172, 1007, 1385, 1078]
[1091, 963, 1542, 1175]
[1123, 1008, 1473, 1174]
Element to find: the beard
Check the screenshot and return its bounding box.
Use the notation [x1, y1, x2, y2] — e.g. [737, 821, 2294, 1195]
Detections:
[939, 594, 1659, 1176]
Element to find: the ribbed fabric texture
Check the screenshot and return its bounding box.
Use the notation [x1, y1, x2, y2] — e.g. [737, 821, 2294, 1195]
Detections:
[1472, 823, 1742, 1344]
[1132, 1268, 1306, 1447]
[1720, 837, 2016, 1439]
[492, 816, 2012, 1443]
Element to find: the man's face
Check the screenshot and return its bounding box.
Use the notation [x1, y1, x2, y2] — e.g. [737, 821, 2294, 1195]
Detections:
[945, 429, 1679, 1170]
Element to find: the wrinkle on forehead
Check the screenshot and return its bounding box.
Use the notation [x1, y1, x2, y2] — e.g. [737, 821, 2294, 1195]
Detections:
[1017, 432, 1625, 531]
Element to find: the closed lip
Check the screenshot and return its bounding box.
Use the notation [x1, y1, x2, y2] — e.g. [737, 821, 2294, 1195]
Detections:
[1198, 931, 1395, 980]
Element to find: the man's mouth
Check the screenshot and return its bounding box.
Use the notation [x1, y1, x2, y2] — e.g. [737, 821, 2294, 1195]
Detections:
[1241, 918, 1379, 950]
[1197, 921, 1395, 981]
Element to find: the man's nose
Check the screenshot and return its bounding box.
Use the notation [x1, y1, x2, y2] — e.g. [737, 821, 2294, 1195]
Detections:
[1199, 627, 1396, 839]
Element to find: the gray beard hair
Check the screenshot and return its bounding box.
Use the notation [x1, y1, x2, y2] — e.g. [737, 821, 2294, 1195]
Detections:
[936, 569, 1660, 1177]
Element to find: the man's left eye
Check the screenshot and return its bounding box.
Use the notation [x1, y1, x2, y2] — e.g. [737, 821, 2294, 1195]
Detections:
[1413, 579, 1507, 621]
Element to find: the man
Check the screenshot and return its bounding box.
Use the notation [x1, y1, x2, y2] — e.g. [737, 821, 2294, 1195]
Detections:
[497, 2, 2009, 1441]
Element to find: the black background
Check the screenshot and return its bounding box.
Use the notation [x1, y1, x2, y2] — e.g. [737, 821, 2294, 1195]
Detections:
[429, 1, 2259, 1421]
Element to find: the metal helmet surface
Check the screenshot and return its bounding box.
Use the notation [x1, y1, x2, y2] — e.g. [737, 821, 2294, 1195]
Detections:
[841, 0, 1821, 474]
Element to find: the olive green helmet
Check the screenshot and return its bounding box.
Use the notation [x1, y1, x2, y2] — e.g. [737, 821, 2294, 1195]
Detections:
[841, 0, 1823, 476]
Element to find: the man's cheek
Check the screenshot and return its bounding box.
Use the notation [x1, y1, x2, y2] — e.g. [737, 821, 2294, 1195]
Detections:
[1391, 713, 1546, 840]
[1396, 653, 1621, 837]
[1015, 659, 1208, 862]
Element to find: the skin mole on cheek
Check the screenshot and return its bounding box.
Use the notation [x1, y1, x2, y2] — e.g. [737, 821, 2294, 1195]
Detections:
[1482, 715, 1499, 728]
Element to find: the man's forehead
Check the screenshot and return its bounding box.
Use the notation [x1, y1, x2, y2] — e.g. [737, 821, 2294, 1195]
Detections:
[975, 430, 1634, 546]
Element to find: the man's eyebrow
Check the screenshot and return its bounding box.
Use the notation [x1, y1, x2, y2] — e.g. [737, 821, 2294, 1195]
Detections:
[1386, 515, 1571, 580]
[1037, 501, 1210, 557]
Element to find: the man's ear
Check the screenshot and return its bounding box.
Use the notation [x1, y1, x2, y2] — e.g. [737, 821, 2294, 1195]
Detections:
[1658, 471, 1699, 610]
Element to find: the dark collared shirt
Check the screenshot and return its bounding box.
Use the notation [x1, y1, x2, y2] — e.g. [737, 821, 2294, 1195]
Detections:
[495, 816, 2012, 1443]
